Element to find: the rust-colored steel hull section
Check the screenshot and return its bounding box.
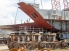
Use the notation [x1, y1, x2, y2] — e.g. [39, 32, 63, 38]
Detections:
[0, 22, 39, 31]
[18, 2, 58, 31]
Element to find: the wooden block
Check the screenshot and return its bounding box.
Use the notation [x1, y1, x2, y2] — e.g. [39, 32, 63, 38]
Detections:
[10, 48, 18, 51]
[41, 48, 50, 51]
[36, 48, 39, 51]
[19, 47, 25, 51]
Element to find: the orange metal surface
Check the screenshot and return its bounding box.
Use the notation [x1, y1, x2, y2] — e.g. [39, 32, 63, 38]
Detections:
[18, 2, 58, 31]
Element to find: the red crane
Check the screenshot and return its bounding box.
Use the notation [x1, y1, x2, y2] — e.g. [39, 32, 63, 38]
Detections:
[51, 0, 62, 20]
[63, 0, 69, 10]
[51, 0, 61, 11]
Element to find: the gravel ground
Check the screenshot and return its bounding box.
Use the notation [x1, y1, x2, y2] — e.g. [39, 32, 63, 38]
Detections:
[1, 49, 69, 51]
[51, 49, 69, 51]
[0, 44, 9, 51]
[0, 44, 69, 51]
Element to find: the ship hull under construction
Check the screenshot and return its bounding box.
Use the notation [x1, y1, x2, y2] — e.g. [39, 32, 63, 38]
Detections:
[18, 2, 69, 32]
[0, 2, 69, 32]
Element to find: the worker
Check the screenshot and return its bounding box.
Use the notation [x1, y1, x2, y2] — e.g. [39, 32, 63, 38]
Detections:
[56, 32, 60, 41]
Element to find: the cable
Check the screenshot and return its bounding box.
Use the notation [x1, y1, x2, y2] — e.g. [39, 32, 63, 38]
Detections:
[14, 8, 18, 24]
[19, 0, 20, 2]
[40, 0, 43, 9]
[34, 0, 35, 4]
[14, 0, 21, 24]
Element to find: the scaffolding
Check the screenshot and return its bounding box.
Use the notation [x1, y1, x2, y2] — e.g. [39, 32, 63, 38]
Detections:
[19, 26, 44, 33]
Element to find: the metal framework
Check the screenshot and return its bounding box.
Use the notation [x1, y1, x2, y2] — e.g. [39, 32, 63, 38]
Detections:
[51, 0, 61, 31]
[68, 2, 69, 8]
[51, 0, 61, 11]
[19, 26, 44, 33]
[63, 0, 69, 31]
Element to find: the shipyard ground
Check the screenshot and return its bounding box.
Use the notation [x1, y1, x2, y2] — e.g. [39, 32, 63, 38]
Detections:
[0, 44, 69, 51]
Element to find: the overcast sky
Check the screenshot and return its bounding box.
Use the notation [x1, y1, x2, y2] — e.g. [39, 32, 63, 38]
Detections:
[0, 0, 68, 25]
